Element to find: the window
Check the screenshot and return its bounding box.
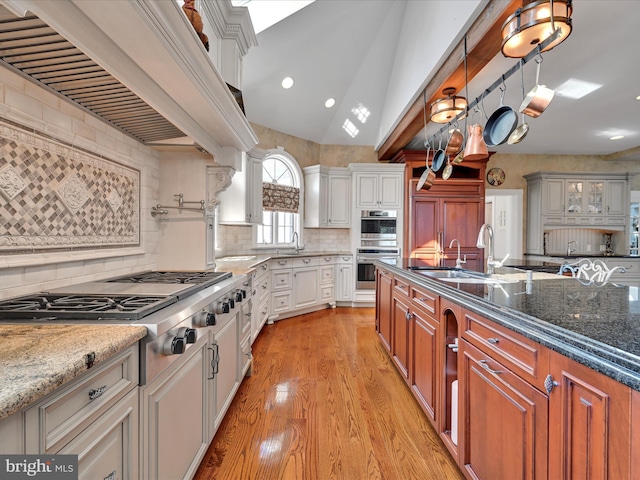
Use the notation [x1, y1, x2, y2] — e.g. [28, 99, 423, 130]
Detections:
[255, 150, 303, 248]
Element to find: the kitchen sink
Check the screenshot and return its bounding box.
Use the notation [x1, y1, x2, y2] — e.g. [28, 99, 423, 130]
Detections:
[417, 269, 510, 284]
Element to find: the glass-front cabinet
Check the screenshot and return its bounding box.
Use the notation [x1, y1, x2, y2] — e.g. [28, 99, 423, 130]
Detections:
[566, 180, 604, 215]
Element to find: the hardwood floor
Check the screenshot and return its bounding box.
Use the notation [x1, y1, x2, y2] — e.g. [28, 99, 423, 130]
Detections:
[194, 307, 464, 480]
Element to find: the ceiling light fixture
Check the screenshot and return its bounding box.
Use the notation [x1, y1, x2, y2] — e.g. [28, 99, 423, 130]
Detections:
[610, 135, 624, 141]
[501, 0, 573, 58]
[281, 76, 294, 89]
[325, 98, 336, 108]
[429, 87, 467, 124]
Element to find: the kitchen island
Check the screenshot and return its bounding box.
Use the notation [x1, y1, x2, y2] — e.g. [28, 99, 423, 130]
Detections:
[375, 259, 640, 480]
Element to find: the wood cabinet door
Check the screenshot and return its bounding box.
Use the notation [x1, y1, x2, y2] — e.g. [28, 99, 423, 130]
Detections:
[441, 198, 482, 249]
[411, 197, 439, 253]
[460, 340, 548, 480]
[375, 268, 393, 352]
[548, 352, 632, 480]
[410, 306, 439, 426]
[391, 292, 411, 380]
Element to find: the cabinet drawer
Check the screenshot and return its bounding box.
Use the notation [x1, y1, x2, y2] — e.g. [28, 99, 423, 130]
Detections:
[411, 285, 438, 317]
[271, 292, 291, 314]
[293, 256, 319, 268]
[25, 344, 139, 453]
[270, 259, 292, 269]
[271, 269, 292, 291]
[319, 265, 335, 284]
[337, 255, 353, 264]
[320, 285, 334, 302]
[256, 261, 270, 279]
[393, 277, 410, 297]
[462, 311, 549, 390]
[256, 275, 270, 303]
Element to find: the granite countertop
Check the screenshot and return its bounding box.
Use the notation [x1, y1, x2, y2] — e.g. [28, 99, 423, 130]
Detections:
[0, 324, 147, 420]
[382, 258, 640, 392]
[215, 251, 353, 275]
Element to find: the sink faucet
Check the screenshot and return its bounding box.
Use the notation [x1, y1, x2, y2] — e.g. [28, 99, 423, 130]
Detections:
[567, 240, 577, 256]
[291, 231, 303, 253]
[476, 223, 510, 274]
[449, 238, 466, 269]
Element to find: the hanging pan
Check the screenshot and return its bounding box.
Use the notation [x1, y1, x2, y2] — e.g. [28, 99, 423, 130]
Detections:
[417, 141, 436, 190]
[520, 55, 555, 118]
[432, 136, 446, 172]
[445, 125, 464, 157]
[508, 60, 530, 145]
[483, 85, 518, 147]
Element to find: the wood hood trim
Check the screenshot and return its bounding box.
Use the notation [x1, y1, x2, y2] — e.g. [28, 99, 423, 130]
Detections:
[379, 0, 520, 162]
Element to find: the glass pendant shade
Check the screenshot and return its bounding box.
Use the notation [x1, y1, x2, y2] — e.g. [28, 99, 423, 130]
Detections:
[501, 0, 572, 58]
[429, 88, 467, 124]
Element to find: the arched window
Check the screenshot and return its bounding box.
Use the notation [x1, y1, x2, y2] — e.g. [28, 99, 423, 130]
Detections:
[255, 149, 304, 248]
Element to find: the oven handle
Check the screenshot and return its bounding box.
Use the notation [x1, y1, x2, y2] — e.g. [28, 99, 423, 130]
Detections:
[357, 256, 399, 262]
[208, 342, 220, 380]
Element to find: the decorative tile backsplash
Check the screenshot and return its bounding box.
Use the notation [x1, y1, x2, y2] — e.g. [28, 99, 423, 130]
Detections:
[0, 118, 140, 253]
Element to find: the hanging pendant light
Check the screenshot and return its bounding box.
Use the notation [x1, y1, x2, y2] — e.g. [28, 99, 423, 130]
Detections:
[429, 87, 467, 124]
[501, 0, 573, 58]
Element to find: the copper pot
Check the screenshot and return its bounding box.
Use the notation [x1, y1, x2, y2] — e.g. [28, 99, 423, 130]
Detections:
[463, 124, 489, 161]
[520, 60, 554, 118]
[445, 128, 463, 156]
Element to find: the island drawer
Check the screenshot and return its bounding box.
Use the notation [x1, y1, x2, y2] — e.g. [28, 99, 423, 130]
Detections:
[24, 343, 139, 453]
[462, 311, 549, 391]
[410, 285, 438, 317]
[393, 276, 410, 298]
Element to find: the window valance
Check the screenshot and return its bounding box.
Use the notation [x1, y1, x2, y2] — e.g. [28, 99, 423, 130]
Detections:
[262, 182, 300, 213]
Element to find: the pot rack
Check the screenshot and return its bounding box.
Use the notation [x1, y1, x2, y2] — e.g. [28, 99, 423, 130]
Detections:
[425, 27, 562, 147]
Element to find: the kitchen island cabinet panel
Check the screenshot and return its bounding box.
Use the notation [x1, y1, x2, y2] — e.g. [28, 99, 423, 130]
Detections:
[375, 266, 393, 352]
[548, 351, 632, 480]
[460, 340, 548, 480]
[391, 290, 411, 381]
[633, 390, 640, 479]
[410, 305, 439, 426]
[0, 413, 23, 454]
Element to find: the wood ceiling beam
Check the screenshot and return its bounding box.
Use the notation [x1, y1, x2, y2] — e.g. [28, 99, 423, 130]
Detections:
[378, 0, 521, 161]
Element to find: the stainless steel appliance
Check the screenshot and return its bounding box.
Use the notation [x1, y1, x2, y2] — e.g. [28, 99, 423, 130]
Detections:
[360, 210, 398, 247]
[0, 270, 243, 384]
[356, 248, 400, 289]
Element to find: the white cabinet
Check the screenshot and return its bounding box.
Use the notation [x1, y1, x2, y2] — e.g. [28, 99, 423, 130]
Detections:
[304, 166, 351, 228]
[525, 172, 629, 254]
[336, 255, 354, 303]
[251, 261, 270, 343]
[269, 256, 338, 321]
[350, 163, 404, 210]
[293, 264, 319, 309]
[24, 344, 139, 479]
[210, 310, 240, 433]
[218, 148, 265, 225]
[140, 335, 209, 480]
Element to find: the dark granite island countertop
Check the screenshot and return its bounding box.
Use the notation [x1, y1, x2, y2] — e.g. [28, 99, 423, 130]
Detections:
[378, 259, 640, 392]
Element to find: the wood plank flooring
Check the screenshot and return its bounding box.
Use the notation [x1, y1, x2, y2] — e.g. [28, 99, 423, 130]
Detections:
[194, 307, 464, 480]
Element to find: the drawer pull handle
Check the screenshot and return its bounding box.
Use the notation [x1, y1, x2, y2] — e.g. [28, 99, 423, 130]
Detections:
[88, 385, 108, 400]
[279, 260, 287, 265]
[479, 360, 502, 375]
[419, 297, 429, 301]
[303, 258, 311, 263]
[487, 337, 500, 344]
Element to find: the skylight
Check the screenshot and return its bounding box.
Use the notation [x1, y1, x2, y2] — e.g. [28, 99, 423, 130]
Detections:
[232, 0, 315, 34]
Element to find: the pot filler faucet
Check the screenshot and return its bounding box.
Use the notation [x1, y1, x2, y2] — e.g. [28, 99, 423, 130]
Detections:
[476, 223, 510, 274]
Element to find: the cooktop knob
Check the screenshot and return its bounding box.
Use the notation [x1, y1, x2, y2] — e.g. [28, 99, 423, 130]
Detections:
[227, 296, 235, 309]
[163, 336, 185, 355]
[178, 327, 197, 344]
[206, 312, 217, 326]
[235, 291, 243, 302]
[215, 301, 229, 314]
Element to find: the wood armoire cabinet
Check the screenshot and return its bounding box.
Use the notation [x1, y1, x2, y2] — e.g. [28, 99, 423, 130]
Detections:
[392, 150, 489, 270]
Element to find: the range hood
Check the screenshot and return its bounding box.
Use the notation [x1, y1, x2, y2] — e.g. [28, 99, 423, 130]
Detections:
[0, 0, 258, 158]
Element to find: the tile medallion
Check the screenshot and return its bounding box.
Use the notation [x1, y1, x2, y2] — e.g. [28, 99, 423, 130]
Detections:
[0, 164, 26, 201]
[0, 118, 140, 252]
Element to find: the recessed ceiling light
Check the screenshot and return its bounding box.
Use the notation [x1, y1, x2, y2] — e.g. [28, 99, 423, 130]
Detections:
[281, 77, 294, 89]
[325, 98, 336, 108]
[636, 95, 640, 101]
[610, 135, 624, 141]
[554, 78, 602, 99]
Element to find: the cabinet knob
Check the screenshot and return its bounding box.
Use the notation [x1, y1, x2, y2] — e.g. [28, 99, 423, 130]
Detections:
[544, 374, 559, 394]
[487, 337, 500, 344]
